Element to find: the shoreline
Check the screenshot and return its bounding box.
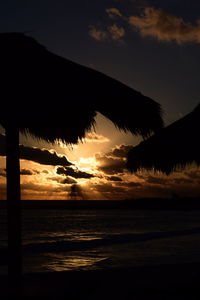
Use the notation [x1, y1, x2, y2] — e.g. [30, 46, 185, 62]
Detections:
[1, 262, 200, 299]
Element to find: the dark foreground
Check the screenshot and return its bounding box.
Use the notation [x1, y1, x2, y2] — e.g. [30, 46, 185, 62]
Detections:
[1, 263, 200, 299]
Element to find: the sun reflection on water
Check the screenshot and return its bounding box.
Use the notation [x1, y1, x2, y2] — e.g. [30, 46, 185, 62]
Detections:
[42, 253, 108, 272]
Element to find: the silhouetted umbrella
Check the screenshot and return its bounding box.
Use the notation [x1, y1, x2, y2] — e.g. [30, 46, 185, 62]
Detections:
[0, 32, 163, 292]
[127, 104, 200, 175]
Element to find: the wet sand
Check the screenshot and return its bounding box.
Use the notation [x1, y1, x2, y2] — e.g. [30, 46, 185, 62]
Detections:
[1, 262, 200, 299]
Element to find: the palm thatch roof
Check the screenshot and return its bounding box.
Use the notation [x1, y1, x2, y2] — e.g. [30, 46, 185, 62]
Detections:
[127, 104, 200, 174]
[0, 32, 163, 143]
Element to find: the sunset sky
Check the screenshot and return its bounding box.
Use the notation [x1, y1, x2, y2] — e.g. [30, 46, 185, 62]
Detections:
[1, 0, 200, 200]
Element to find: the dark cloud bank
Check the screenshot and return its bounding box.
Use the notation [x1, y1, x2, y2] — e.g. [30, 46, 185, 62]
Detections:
[57, 166, 94, 179]
[95, 144, 132, 174]
[0, 134, 72, 167]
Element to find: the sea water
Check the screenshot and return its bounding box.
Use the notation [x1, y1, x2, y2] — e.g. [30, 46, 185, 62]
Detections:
[1, 208, 200, 274]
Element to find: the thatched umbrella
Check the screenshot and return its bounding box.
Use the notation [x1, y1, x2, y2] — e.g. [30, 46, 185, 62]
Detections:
[127, 104, 200, 174]
[0, 32, 163, 288]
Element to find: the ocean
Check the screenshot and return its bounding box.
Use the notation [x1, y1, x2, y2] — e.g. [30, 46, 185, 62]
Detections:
[1, 208, 200, 274]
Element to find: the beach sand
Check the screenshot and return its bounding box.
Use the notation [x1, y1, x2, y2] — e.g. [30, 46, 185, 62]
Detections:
[1, 262, 200, 299]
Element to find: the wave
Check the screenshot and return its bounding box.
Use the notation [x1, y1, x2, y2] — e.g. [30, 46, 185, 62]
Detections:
[1, 227, 200, 259]
[4, 227, 200, 254]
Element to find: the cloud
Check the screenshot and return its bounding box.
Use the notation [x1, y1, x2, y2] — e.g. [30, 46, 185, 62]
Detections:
[89, 24, 125, 42]
[95, 144, 132, 175]
[106, 8, 123, 18]
[136, 168, 200, 187]
[88, 179, 143, 200]
[89, 7, 125, 43]
[21, 182, 56, 192]
[91, 182, 125, 194]
[107, 176, 123, 181]
[84, 132, 110, 143]
[146, 175, 168, 185]
[61, 177, 77, 185]
[108, 144, 133, 158]
[42, 170, 49, 174]
[20, 145, 72, 167]
[95, 152, 126, 175]
[0, 134, 72, 167]
[107, 24, 125, 41]
[57, 166, 95, 179]
[131, 167, 200, 198]
[0, 183, 6, 199]
[129, 7, 200, 44]
[20, 169, 35, 176]
[184, 169, 200, 180]
[172, 177, 193, 185]
[124, 181, 142, 187]
[0, 168, 6, 177]
[48, 175, 77, 185]
[88, 26, 108, 41]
